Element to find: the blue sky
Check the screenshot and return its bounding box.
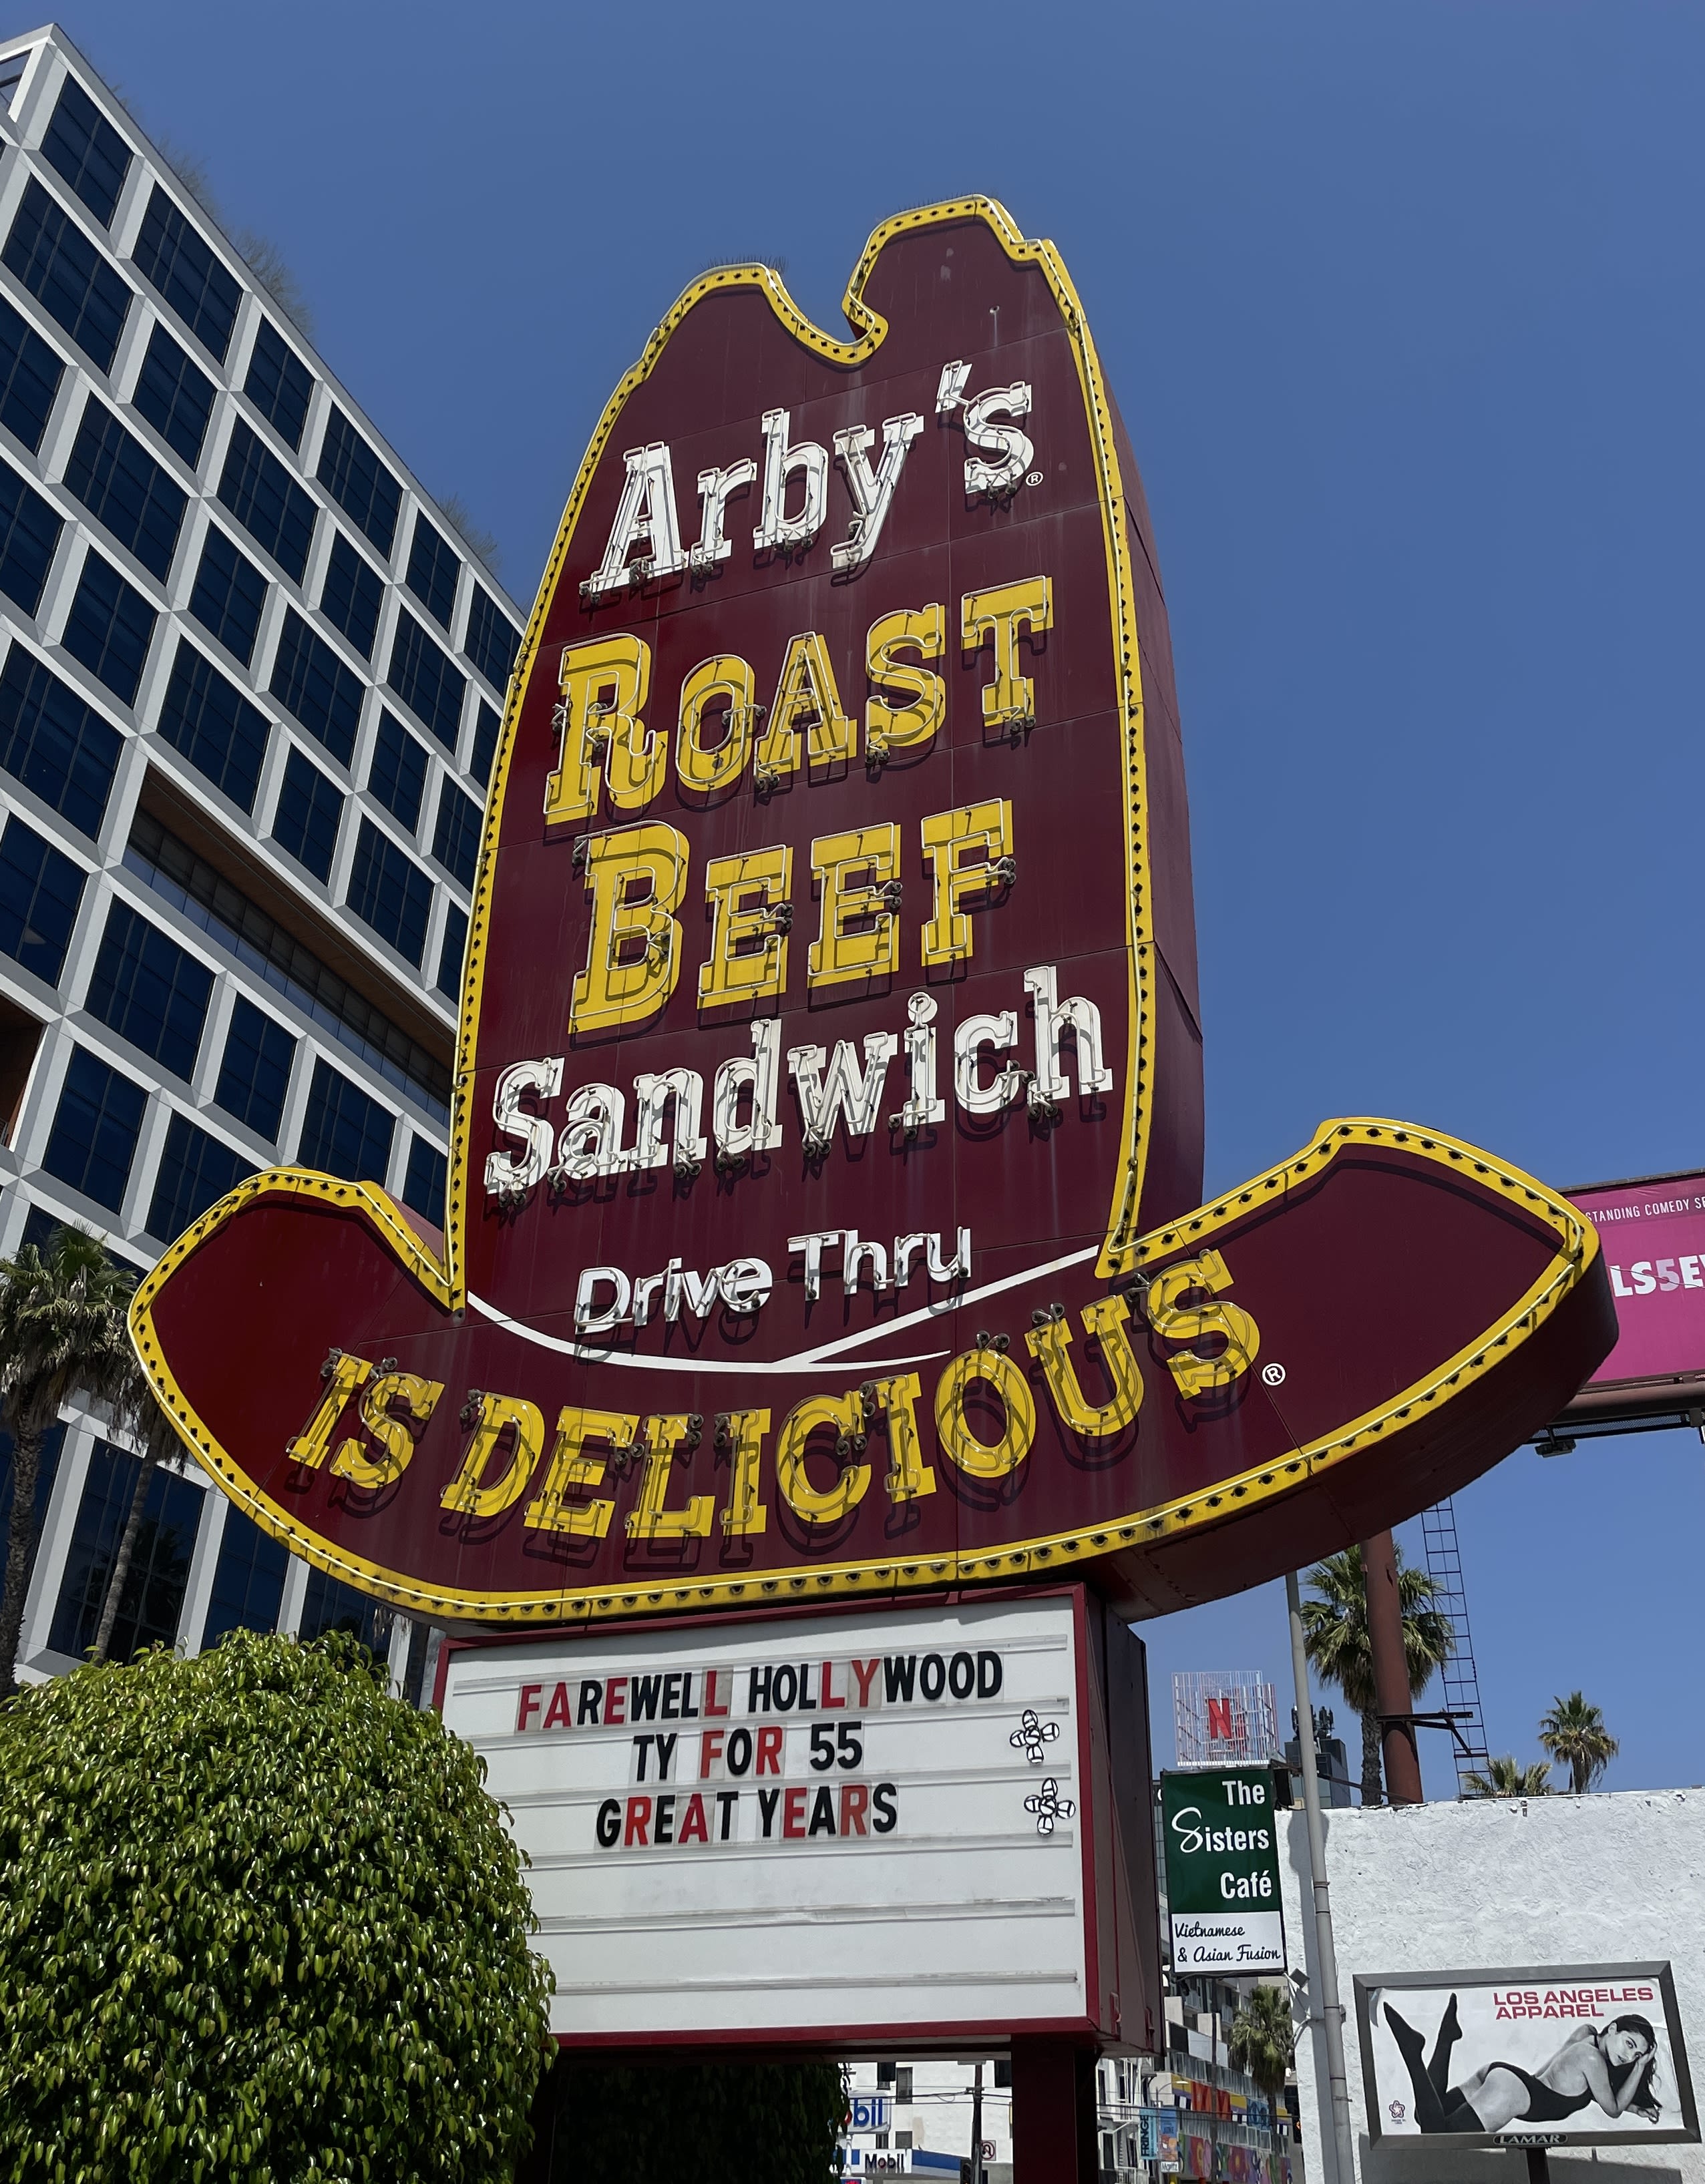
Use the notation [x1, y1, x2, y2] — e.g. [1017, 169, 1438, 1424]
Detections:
[64, 0, 1705, 1795]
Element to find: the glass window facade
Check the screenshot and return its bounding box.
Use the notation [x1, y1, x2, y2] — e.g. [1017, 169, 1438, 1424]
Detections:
[0, 1422, 67, 1610]
[431, 777, 481, 889]
[60, 545, 155, 704]
[0, 811, 83, 982]
[63, 393, 187, 580]
[201, 1504, 287, 1647]
[41, 1043, 146, 1209]
[367, 708, 425, 833]
[2, 178, 132, 372]
[463, 582, 520, 693]
[187, 523, 267, 666]
[0, 643, 120, 833]
[49, 1440, 202, 1661]
[270, 743, 343, 882]
[216, 417, 315, 582]
[214, 994, 295, 1140]
[346, 815, 430, 967]
[155, 635, 269, 813]
[131, 321, 214, 469]
[85, 898, 213, 1077]
[402, 1133, 446, 1226]
[243, 317, 313, 453]
[41, 76, 131, 230]
[469, 698, 499, 788]
[0, 295, 63, 453]
[435, 903, 466, 1001]
[319, 530, 382, 661]
[130, 184, 240, 362]
[405, 511, 457, 630]
[297, 1053, 393, 1183]
[269, 607, 361, 767]
[316, 407, 399, 559]
[298, 1564, 391, 1653]
[386, 606, 463, 749]
[146, 1109, 254, 1241]
[0, 455, 64, 616]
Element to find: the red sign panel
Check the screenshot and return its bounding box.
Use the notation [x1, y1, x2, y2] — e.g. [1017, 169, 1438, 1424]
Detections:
[131, 200, 1614, 1626]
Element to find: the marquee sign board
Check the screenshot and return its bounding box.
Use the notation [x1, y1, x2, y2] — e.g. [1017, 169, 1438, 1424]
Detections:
[129, 198, 1615, 1628]
[437, 1587, 1159, 2048]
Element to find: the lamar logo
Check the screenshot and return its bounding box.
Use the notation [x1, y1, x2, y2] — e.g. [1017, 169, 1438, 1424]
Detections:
[130, 198, 1613, 1627]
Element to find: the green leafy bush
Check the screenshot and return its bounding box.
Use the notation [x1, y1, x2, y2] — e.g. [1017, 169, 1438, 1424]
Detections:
[544, 2058, 847, 2181]
[0, 1630, 553, 2181]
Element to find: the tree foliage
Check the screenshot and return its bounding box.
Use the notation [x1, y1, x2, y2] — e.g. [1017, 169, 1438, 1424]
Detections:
[544, 2058, 847, 2182]
[1227, 1983, 1296, 2165]
[0, 1631, 553, 2181]
[1539, 1691, 1618, 1794]
[1299, 1544, 1454, 1804]
[1463, 1753, 1553, 1798]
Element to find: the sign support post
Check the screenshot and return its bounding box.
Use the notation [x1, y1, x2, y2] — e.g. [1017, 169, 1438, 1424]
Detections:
[1362, 1532, 1423, 1805]
[1011, 2041, 1097, 2184]
[1287, 1569, 1357, 2184]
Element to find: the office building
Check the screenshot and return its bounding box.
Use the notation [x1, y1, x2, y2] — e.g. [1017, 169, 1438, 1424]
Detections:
[0, 25, 524, 1690]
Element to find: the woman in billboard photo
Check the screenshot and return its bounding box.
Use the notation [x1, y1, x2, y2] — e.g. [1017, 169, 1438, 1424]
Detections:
[1377, 1993, 1662, 2133]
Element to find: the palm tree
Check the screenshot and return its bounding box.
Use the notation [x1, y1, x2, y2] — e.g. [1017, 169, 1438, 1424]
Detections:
[0, 1227, 138, 1697]
[1228, 1982, 1295, 2178]
[1539, 1693, 1618, 1794]
[1300, 1544, 1455, 1805]
[1463, 1754, 1553, 1799]
[90, 1385, 188, 1664]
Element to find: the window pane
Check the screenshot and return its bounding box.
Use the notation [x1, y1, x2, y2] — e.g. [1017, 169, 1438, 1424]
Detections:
[130, 321, 213, 469]
[269, 606, 360, 766]
[385, 607, 463, 749]
[214, 994, 295, 1141]
[0, 1420, 67, 1615]
[367, 708, 425, 833]
[85, 899, 213, 1077]
[0, 642, 120, 833]
[405, 511, 457, 631]
[469, 698, 500, 788]
[200, 1504, 288, 1647]
[435, 903, 466, 1000]
[402, 1134, 446, 1226]
[188, 525, 267, 667]
[130, 184, 240, 361]
[155, 636, 269, 814]
[319, 530, 382, 662]
[463, 584, 520, 694]
[146, 1109, 254, 1241]
[0, 294, 63, 453]
[243, 317, 312, 453]
[49, 1440, 202, 1661]
[0, 453, 63, 617]
[298, 1561, 391, 1653]
[345, 816, 431, 967]
[0, 812, 83, 981]
[316, 407, 399, 559]
[41, 1044, 146, 1210]
[60, 548, 156, 706]
[296, 1053, 393, 1183]
[63, 393, 187, 580]
[42, 76, 132, 229]
[270, 744, 342, 882]
[2, 178, 132, 371]
[216, 418, 315, 583]
[431, 779, 480, 889]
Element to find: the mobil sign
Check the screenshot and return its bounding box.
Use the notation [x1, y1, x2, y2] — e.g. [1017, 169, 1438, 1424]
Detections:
[131, 198, 1614, 1630]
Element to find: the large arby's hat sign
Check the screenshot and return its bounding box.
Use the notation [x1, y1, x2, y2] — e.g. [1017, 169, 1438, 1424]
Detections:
[132, 200, 1614, 1627]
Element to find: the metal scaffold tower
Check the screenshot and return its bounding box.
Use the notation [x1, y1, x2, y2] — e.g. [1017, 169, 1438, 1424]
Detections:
[1420, 1499, 1492, 1792]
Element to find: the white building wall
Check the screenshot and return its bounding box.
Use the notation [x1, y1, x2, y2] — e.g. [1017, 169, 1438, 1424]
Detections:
[1281, 1792, 1705, 2184]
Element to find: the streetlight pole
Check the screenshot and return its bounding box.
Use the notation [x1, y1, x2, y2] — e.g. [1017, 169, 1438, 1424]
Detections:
[1286, 1570, 1358, 2184]
[970, 2060, 984, 2184]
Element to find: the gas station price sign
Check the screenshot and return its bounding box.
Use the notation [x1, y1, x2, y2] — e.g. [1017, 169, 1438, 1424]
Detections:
[1160, 1767, 1284, 1974]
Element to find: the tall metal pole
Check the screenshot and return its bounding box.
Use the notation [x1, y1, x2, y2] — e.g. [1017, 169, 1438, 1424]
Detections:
[1286, 1570, 1358, 2184]
[970, 2059, 984, 2184]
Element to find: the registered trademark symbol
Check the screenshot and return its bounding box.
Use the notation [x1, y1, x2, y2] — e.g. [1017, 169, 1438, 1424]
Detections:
[1262, 1362, 1286, 1386]
[1026, 470, 1044, 486]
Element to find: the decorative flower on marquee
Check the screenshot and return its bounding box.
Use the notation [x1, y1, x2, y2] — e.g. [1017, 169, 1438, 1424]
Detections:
[1023, 1778, 1075, 1835]
[1009, 1708, 1062, 1764]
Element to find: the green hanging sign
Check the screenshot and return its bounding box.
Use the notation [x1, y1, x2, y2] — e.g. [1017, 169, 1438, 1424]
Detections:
[1160, 1767, 1285, 1974]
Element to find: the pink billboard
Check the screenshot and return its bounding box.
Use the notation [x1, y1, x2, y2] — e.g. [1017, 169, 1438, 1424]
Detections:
[1565, 1172, 1705, 1407]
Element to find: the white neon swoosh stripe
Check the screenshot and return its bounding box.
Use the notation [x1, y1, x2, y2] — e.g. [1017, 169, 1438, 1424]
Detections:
[464, 1241, 1099, 1377]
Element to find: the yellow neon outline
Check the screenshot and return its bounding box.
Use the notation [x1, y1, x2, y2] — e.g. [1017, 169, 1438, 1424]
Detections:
[128, 1120, 1599, 1626]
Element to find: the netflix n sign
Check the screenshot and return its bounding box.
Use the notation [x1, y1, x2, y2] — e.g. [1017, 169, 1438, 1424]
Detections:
[130, 198, 1613, 1628]
[438, 1588, 1158, 2046]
